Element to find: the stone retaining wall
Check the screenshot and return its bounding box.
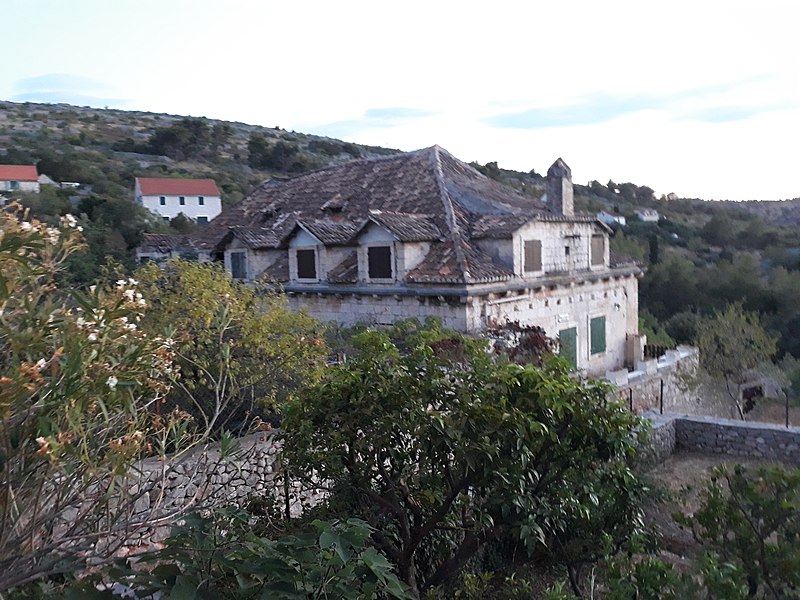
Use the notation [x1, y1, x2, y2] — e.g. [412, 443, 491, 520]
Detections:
[642, 412, 800, 465]
[674, 415, 800, 463]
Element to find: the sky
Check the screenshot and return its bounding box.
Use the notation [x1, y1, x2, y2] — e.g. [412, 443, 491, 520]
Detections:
[2, 0, 798, 201]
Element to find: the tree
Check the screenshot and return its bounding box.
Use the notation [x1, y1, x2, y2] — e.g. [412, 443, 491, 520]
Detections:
[95, 511, 412, 600]
[694, 303, 777, 419]
[0, 207, 202, 591]
[135, 260, 328, 433]
[282, 327, 642, 597]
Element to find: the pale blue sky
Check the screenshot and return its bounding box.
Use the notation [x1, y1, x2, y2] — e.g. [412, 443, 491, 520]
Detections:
[2, 0, 798, 200]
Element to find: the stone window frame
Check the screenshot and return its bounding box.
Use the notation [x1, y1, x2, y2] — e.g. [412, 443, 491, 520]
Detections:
[294, 246, 320, 282]
[230, 250, 247, 280]
[364, 243, 395, 282]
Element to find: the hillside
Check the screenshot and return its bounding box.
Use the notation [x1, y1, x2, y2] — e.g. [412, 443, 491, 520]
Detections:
[4, 100, 800, 366]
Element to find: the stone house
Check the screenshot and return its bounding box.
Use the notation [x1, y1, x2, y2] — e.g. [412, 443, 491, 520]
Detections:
[0, 165, 40, 193]
[134, 177, 222, 223]
[178, 146, 642, 376]
[597, 210, 626, 227]
[635, 208, 660, 222]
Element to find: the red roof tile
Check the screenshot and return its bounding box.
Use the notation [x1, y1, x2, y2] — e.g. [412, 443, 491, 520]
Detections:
[136, 177, 220, 196]
[0, 165, 38, 181]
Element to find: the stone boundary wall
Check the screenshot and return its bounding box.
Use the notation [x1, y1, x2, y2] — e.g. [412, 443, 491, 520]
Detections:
[102, 431, 326, 555]
[674, 415, 800, 463]
[642, 412, 800, 466]
[608, 346, 698, 415]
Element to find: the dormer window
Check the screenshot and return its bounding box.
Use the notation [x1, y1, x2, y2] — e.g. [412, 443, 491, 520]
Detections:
[296, 249, 317, 279]
[367, 246, 392, 279]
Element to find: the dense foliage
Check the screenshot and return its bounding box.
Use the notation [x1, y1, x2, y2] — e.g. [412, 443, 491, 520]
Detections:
[282, 325, 644, 597]
[135, 259, 327, 432]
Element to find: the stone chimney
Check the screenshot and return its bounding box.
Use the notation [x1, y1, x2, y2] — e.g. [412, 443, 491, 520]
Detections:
[546, 158, 573, 216]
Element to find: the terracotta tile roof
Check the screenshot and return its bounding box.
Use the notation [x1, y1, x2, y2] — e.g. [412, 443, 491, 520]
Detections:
[327, 251, 359, 283]
[138, 233, 198, 253]
[188, 146, 600, 283]
[298, 219, 363, 246]
[226, 226, 280, 249]
[136, 177, 220, 196]
[258, 253, 289, 282]
[0, 165, 38, 181]
[367, 211, 442, 242]
[406, 241, 513, 284]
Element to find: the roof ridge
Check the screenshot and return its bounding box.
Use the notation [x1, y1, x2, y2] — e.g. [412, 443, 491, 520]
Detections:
[430, 146, 472, 283]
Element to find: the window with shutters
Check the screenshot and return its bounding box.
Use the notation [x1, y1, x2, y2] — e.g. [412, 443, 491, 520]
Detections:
[591, 234, 605, 266]
[296, 249, 317, 279]
[367, 246, 393, 279]
[524, 240, 542, 272]
[230, 251, 247, 280]
[590, 316, 606, 354]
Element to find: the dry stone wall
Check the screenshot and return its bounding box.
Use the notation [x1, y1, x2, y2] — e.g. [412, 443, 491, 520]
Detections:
[113, 431, 326, 555]
[641, 412, 800, 466]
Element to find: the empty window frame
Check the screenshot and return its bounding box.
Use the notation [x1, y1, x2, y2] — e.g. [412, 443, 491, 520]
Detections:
[296, 249, 317, 279]
[591, 234, 605, 266]
[590, 316, 606, 354]
[524, 239, 542, 272]
[367, 246, 392, 279]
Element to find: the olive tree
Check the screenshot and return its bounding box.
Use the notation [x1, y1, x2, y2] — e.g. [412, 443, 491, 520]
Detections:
[695, 303, 777, 419]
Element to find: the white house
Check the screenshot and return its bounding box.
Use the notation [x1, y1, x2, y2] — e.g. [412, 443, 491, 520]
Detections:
[168, 147, 643, 376]
[134, 177, 221, 223]
[635, 208, 660, 222]
[597, 210, 626, 227]
[0, 165, 40, 193]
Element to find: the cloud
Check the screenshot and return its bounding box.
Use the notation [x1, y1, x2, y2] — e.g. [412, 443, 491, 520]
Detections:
[679, 103, 793, 123]
[11, 73, 127, 108]
[314, 107, 438, 137]
[485, 93, 661, 129]
[485, 77, 779, 130]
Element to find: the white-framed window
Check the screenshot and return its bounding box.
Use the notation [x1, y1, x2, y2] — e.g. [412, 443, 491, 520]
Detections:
[159, 196, 166, 205]
[196, 216, 208, 224]
[366, 245, 393, 280]
[198, 196, 205, 206]
[179, 196, 186, 206]
[296, 248, 318, 280]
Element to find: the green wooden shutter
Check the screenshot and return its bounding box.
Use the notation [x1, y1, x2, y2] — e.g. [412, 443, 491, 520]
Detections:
[559, 327, 577, 369]
[590, 316, 606, 354]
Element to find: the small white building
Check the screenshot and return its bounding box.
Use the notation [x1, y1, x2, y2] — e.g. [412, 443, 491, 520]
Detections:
[635, 208, 660, 222]
[134, 177, 221, 223]
[597, 210, 626, 227]
[0, 165, 40, 193]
